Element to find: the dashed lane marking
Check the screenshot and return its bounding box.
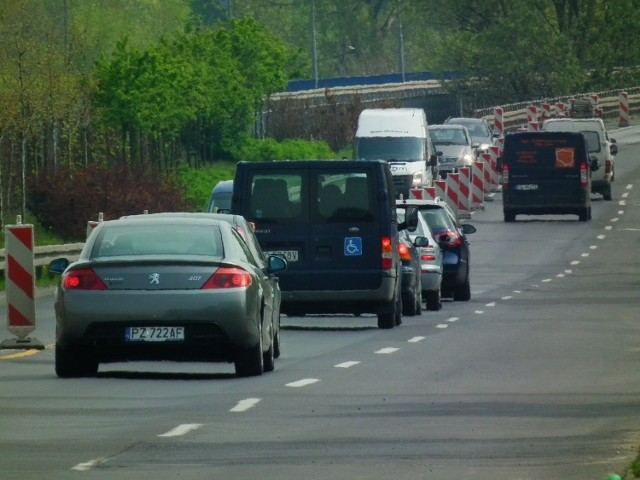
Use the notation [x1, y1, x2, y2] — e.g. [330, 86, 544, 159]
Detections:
[436, 324, 448, 329]
[230, 398, 261, 412]
[335, 361, 360, 368]
[375, 347, 399, 354]
[158, 424, 204, 438]
[286, 378, 320, 388]
[408, 336, 425, 343]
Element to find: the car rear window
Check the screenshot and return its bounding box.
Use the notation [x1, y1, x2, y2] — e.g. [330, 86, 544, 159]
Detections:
[505, 135, 586, 172]
[93, 224, 222, 258]
[316, 172, 374, 223]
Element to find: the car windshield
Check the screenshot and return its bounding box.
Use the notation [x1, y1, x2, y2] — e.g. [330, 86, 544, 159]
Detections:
[397, 209, 427, 236]
[429, 128, 469, 146]
[92, 224, 222, 258]
[355, 137, 424, 162]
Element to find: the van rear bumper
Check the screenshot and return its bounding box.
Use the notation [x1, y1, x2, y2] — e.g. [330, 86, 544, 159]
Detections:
[279, 278, 397, 315]
[504, 203, 587, 215]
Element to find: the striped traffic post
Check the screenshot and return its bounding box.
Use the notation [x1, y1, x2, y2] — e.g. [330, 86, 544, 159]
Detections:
[471, 161, 485, 211]
[423, 186, 437, 200]
[493, 107, 504, 137]
[458, 167, 472, 218]
[445, 172, 466, 219]
[489, 146, 502, 191]
[619, 91, 630, 127]
[1, 218, 43, 350]
[409, 188, 424, 200]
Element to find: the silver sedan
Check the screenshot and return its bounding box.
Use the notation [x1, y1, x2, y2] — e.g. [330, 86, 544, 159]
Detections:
[49, 216, 287, 378]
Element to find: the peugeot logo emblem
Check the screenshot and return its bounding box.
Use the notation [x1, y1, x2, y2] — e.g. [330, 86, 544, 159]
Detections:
[149, 273, 160, 285]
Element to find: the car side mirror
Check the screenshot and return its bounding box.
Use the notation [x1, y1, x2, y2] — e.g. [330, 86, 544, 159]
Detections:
[49, 258, 70, 275]
[398, 206, 418, 232]
[428, 154, 438, 166]
[461, 224, 476, 235]
[590, 157, 600, 171]
[267, 255, 288, 273]
[610, 139, 618, 155]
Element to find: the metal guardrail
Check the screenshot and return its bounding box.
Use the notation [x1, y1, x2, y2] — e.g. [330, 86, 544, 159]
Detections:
[0, 243, 84, 273]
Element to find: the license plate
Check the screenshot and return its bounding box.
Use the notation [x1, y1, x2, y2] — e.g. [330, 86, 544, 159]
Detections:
[125, 326, 185, 342]
[515, 184, 539, 191]
[265, 250, 298, 262]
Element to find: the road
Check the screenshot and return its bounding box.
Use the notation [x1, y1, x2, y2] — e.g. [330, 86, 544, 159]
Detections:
[2, 125, 640, 480]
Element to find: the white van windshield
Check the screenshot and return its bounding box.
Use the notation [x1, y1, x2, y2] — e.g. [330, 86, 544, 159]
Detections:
[355, 137, 424, 162]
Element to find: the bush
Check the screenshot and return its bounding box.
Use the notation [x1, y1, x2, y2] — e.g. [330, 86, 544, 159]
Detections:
[29, 163, 191, 241]
[236, 138, 336, 162]
[175, 163, 236, 212]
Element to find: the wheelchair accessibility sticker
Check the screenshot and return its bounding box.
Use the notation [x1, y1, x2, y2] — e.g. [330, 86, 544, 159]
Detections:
[344, 237, 363, 256]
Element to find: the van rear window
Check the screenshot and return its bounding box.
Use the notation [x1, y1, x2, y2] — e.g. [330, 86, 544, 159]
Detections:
[317, 172, 374, 223]
[249, 174, 303, 223]
[507, 136, 585, 171]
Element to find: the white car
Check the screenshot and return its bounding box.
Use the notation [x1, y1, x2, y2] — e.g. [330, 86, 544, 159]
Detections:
[542, 118, 617, 200]
[429, 124, 477, 179]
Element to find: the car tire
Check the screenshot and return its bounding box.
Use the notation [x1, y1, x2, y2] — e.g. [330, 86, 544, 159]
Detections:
[263, 322, 275, 373]
[394, 293, 403, 326]
[235, 329, 264, 377]
[55, 345, 98, 378]
[425, 289, 442, 311]
[273, 317, 281, 359]
[378, 291, 400, 329]
[603, 186, 612, 201]
[504, 211, 516, 222]
[579, 207, 590, 222]
[453, 276, 471, 301]
[402, 291, 418, 316]
[416, 290, 422, 315]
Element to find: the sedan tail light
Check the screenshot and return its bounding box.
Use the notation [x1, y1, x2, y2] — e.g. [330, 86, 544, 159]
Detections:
[435, 230, 462, 247]
[202, 267, 252, 289]
[62, 268, 107, 290]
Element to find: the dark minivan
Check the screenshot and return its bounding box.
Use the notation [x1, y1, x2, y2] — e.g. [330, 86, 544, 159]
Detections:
[231, 160, 416, 329]
[502, 131, 592, 222]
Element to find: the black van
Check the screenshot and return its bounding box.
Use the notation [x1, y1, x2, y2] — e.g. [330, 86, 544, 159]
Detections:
[231, 160, 415, 329]
[502, 131, 592, 222]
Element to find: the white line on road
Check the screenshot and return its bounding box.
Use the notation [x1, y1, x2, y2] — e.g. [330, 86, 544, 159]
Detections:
[158, 423, 204, 438]
[408, 336, 425, 343]
[335, 361, 360, 368]
[436, 324, 448, 329]
[581, 252, 590, 257]
[557, 273, 565, 278]
[375, 347, 399, 354]
[474, 310, 484, 315]
[619, 200, 627, 206]
[589, 245, 598, 250]
[565, 269, 573, 274]
[286, 378, 320, 388]
[542, 278, 552, 283]
[447, 317, 459, 322]
[230, 398, 261, 412]
[611, 218, 619, 222]
[485, 302, 496, 307]
[72, 458, 108, 471]
[501, 296, 512, 300]
[571, 260, 580, 265]
[605, 225, 613, 230]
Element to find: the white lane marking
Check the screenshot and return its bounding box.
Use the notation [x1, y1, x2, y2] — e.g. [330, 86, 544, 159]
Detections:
[605, 225, 613, 230]
[571, 260, 580, 266]
[565, 269, 573, 274]
[286, 378, 320, 388]
[611, 218, 619, 222]
[447, 317, 459, 322]
[581, 252, 590, 257]
[72, 458, 108, 471]
[619, 200, 627, 206]
[485, 302, 496, 307]
[622, 192, 630, 198]
[618, 210, 625, 215]
[376, 347, 399, 354]
[501, 296, 512, 300]
[542, 278, 552, 283]
[408, 336, 425, 343]
[513, 290, 521, 294]
[335, 361, 360, 368]
[158, 423, 204, 438]
[475, 310, 484, 315]
[557, 273, 565, 278]
[597, 234, 606, 240]
[626, 184, 633, 190]
[589, 245, 598, 250]
[230, 398, 261, 412]
[436, 324, 448, 329]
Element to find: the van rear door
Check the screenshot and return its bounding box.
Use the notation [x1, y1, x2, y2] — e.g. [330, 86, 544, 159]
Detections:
[309, 164, 382, 291]
[504, 133, 587, 206]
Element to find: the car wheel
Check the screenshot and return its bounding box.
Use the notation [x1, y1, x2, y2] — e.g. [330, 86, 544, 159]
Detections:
[273, 316, 281, 359]
[416, 290, 422, 315]
[425, 289, 442, 311]
[603, 185, 612, 201]
[579, 207, 590, 222]
[402, 291, 418, 316]
[234, 328, 264, 377]
[504, 211, 516, 222]
[394, 293, 403, 326]
[55, 345, 98, 378]
[263, 321, 275, 373]
[378, 292, 399, 329]
[453, 276, 471, 301]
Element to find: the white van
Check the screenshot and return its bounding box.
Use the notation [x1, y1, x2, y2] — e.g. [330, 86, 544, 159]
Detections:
[541, 118, 617, 200]
[354, 108, 438, 198]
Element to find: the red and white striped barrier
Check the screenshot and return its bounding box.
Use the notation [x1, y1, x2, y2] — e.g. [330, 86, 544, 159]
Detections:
[435, 179, 447, 203]
[493, 107, 504, 136]
[445, 172, 469, 219]
[471, 161, 485, 210]
[489, 146, 502, 191]
[423, 186, 437, 200]
[480, 153, 493, 197]
[527, 121, 540, 132]
[541, 103, 552, 119]
[1, 221, 43, 350]
[527, 105, 538, 124]
[458, 167, 472, 218]
[409, 188, 424, 200]
[555, 102, 566, 117]
[619, 91, 630, 127]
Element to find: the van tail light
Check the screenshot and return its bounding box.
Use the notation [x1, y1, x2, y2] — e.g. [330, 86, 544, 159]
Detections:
[421, 254, 436, 262]
[397, 242, 411, 261]
[202, 267, 252, 289]
[502, 164, 509, 189]
[605, 159, 612, 174]
[62, 268, 107, 290]
[580, 163, 588, 188]
[381, 237, 393, 269]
